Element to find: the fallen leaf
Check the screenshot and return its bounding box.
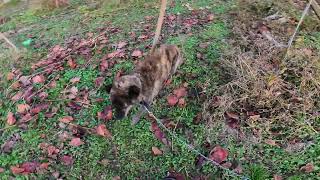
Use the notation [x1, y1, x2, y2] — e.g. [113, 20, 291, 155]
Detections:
[100, 60, 108, 72]
[225, 111, 239, 120]
[67, 57, 77, 69]
[167, 95, 178, 106]
[39, 162, 50, 169]
[47, 145, 60, 156]
[173, 87, 187, 98]
[17, 104, 30, 113]
[222, 162, 232, 168]
[48, 80, 57, 88]
[117, 41, 127, 49]
[70, 77, 81, 84]
[30, 104, 49, 114]
[300, 163, 314, 173]
[0, 168, 4, 173]
[20, 113, 33, 123]
[257, 24, 270, 33]
[193, 113, 202, 125]
[69, 86, 78, 95]
[97, 106, 113, 121]
[59, 116, 74, 123]
[10, 166, 25, 174]
[96, 124, 112, 138]
[52, 171, 60, 178]
[167, 14, 176, 21]
[61, 155, 74, 166]
[207, 14, 214, 21]
[145, 15, 154, 21]
[265, 139, 278, 147]
[1, 133, 21, 153]
[151, 147, 163, 155]
[302, 48, 312, 57]
[32, 75, 45, 84]
[151, 121, 171, 146]
[199, 42, 210, 49]
[38, 92, 48, 100]
[11, 91, 23, 101]
[273, 175, 283, 180]
[11, 81, 21, 89]
[22, 86, 34, 103]
[209, 146, 228, 164]
[112, 176, 121, 180]
[69, 138, 84, 147]
[138, 35, 148, 40]
[105, 50, 125, 59]
[131, 50, 143, 58]
[7, 112, 16, 125]
[178, 98, 186, 107]
[225, 111, 240, 129]
[21, 162, 39, 173]
[67, 101, 82, 111]
[95, 77, 105, 88]
[7, 72, 15, 81]
[19, 76, 31, 86]
[234, 165, 243, 174]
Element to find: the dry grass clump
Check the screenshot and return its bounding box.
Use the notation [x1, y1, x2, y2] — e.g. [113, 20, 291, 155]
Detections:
[204, 1, 320, 145]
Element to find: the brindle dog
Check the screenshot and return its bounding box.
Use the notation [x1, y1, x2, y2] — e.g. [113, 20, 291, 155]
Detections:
[109, 45, 183, 123]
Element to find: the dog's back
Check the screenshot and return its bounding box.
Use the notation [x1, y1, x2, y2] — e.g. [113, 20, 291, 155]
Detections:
[136, 45, 182, 103]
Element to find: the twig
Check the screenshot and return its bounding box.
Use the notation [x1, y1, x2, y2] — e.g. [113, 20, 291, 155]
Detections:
[261, 31, 287, 48]
[0, 32, 19, 52]
[0, 125, 17, 132]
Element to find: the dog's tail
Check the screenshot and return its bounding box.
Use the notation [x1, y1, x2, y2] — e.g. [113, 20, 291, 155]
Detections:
[150, 0, 167, 54]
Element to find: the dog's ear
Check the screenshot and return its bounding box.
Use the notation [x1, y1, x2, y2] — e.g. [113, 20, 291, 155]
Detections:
[128, 85, 140, 99]
[106, 84, 112, 93]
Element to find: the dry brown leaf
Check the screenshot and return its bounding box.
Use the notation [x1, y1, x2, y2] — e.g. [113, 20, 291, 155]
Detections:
[32, 75, 45, 84]
[173, 87, 187, 98]
[59, 116, 74, 123]
[96, 124, 112, 138]
[300, 163, 314, 173]
[265, 139, 278, 147]
[151, 147, 163, 155]
[7, 112, 16, 125]
[69, 138, 84, 147]
[167, 95, 179, 106]
[131, 50, 143, 58]
[17, 104, 30, 114]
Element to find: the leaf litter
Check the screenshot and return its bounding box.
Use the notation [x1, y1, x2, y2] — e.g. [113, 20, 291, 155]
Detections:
[0, 6, 249, 178]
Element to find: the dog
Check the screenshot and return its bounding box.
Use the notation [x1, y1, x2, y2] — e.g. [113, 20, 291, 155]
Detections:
[109, 45, 183, 123]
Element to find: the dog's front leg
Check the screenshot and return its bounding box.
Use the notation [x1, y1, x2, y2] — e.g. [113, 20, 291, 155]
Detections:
[131, 101, 151, 125]
[132, 106, 146, 125]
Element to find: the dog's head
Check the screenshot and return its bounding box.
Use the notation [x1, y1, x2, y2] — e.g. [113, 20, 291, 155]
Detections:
[107, 75, 141, 120]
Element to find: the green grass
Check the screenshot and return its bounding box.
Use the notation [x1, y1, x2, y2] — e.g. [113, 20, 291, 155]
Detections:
[1, 0, 320, 179]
